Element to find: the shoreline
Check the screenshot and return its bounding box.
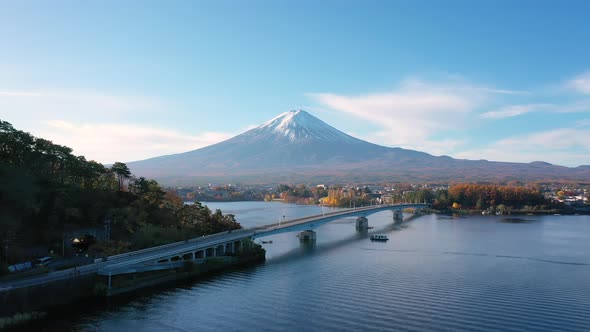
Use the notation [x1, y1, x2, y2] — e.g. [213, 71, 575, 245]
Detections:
[0, 247, 265, 330]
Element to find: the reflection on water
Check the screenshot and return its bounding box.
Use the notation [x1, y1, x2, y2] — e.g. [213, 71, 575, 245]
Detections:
[24, 202, 590, 332]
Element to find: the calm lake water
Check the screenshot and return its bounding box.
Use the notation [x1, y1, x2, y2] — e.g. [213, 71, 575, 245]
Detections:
[29, 202, 590, 331]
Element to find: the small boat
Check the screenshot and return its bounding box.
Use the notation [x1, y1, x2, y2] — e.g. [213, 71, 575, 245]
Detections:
[370, 234, 388, 241]
[367, 226, 374, 229]
[261, 240, 273, 244]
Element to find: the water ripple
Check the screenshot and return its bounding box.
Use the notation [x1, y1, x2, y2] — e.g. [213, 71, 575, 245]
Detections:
[360, 248, 590, 266]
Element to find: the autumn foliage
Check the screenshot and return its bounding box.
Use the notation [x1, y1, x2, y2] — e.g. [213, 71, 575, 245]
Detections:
[445, 183, 545, 209]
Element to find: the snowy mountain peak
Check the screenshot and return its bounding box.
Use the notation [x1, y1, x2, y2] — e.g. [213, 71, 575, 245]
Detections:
[253, 109, 360, 143]
[260, 109, 311, 129]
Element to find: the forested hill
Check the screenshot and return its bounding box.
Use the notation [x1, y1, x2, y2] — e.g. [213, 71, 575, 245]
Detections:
[0, 120, 240, 269]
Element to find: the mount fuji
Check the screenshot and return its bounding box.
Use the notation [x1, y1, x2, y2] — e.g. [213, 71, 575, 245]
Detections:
[127, 110, 590, 185]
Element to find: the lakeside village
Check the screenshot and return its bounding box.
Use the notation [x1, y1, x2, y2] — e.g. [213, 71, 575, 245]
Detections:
[179, 182, 590, 214]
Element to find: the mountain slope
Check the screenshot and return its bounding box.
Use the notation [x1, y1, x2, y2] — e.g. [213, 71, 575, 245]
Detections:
[127, 110, 590, 185]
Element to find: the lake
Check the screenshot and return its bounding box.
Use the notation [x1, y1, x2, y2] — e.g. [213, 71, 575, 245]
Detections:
[28, 202, 590, 331]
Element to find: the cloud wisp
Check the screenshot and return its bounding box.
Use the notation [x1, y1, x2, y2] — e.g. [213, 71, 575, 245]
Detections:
[456, 128, 590, 166]
[308, 79, 496, 155]
[481, 100, 590, 119]
[480, 104, 552, 119]
[0, 89, 165, 126]
[0, 88, 220, 163]
[567, 71, 590, 95]
[41, 120, 234, 164]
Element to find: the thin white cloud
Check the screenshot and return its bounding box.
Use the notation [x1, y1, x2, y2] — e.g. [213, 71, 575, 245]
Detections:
[481, 104, 552, 119]
[575, 119, 590, 127]
[555, 101, 590, 113]
[307, 79, 492, 155]
[481, 101, 590, 119]
[40, 120, 234, 164]
[567, 71, 590, 95]
[0, 89, 209, 163]
[456, 128, 590, 166]
[468, 87, 530, 95]
[0, 89, 164, 126]
[0, 91, 45, 97]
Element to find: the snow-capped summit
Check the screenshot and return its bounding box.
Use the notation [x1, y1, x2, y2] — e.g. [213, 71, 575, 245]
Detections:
[246, 109, 360, 143]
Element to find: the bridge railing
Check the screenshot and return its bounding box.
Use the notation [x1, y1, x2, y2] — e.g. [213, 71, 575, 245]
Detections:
[106, 231, 224, 261]
[249, 207, 357, 231]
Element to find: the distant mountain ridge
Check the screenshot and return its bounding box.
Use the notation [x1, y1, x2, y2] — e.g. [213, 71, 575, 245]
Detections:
[127, 110, 590, 185]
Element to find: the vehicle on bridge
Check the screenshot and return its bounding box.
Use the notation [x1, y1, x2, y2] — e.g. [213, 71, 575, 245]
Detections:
[370, 234, 388, 241]
[34, 256, 52, 267]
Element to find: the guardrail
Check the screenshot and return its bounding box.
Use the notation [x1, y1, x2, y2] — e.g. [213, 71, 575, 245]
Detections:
[107, 231, 223, 261]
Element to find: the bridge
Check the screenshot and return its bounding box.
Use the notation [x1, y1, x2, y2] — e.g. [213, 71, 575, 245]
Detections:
[0, 203, 427, 290]
[251, 203, 428, 239]
[96, 203, 427, 276]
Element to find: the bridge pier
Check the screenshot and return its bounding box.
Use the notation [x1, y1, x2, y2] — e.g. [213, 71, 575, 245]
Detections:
[298, 230, 316, 242]
[233, 240, 242, 253]
[216, 245, 225, 256]
[355, 216, 369, 229]
[393, 210, 403, 225]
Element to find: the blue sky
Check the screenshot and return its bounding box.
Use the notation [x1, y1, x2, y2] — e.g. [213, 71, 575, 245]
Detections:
[1, 1, 590, 166]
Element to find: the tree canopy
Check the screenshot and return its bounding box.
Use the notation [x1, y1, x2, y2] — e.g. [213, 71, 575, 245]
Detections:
[0, 120, 241, 264]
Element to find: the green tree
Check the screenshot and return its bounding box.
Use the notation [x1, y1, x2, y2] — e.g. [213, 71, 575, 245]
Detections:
[111, 162, 131, 191]
[129, 177, 165, 207]
[476, 197, 483, 210]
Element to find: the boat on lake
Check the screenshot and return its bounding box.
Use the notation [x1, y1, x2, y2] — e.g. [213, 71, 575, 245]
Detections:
[370, 234, 388, 241]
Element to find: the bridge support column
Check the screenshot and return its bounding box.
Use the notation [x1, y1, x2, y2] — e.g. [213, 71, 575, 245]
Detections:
[393, 210, 403, 225]
[356, 216, 369, 229]
[233, 240, 242, 253]
[298, 230, 316, 242]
